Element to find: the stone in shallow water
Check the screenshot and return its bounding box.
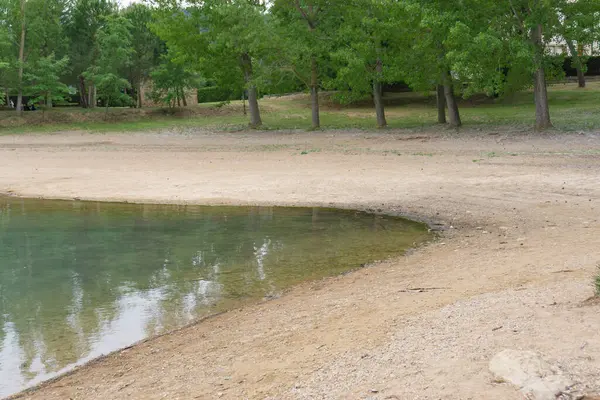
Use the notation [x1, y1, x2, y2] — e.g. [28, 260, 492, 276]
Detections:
[489, 349, 573, 400]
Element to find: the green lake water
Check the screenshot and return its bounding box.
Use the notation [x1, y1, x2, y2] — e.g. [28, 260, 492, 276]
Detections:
[0, 198, 430, 398]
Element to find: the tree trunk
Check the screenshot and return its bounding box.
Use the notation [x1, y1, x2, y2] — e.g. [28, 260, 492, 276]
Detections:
[242, 90, 246, 115]
[576, 66, 586, 89]
[104, 96, 110, 119]
[46, 92, 52, 108]
[246, 86, 261, 127]
[15, 0, 26, 115]
[372, 80, 386, 128]
[565, 38, 586, 88]
[442, 70, 461, 128]
[88, 83, 96, 108]
[181, 87, 187, 107]
[137, 83, 143, 108]
[176, 94, 181, 107]
[240, 53, 262, 128]
[436, 84, 446, 124]
[531, 24, 551, 130]
[310, 57, 320, 130]
[533, 67, 551, 130]
[78, 76, 88, 108]
[372, 59, 387, 128]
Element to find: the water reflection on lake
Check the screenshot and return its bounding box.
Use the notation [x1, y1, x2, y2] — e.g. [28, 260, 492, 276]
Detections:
[0, 198, 430, 397]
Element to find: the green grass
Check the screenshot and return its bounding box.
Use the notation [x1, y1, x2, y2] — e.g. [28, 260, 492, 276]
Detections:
[2, 81, 600, 135]
[0, 113, 249, 135]
[595, 264, 600, 297]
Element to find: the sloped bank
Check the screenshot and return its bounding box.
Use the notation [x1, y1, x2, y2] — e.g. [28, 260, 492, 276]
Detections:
[0, 129, 599, 399]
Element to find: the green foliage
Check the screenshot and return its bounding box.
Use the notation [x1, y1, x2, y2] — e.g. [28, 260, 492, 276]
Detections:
[197, 86, 241, 104]
[149, 53, 200, 108]
[152, 0, 276, 94]
[94, 73, 132, 107]
[25, 0, 69, 59]
[65, 0, 118, 83]
[0, 26, 11, 104]
[122, 3, 164, 103]
[24, 54, 72, 106]
[84, 15, 133, 109]
[0, 0, 595, 128]
[323, 0, 413, 104]
[271, 0, 341, 88]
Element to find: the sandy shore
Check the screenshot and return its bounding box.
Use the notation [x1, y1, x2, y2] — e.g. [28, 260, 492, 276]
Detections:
[1, 128, 600, 399]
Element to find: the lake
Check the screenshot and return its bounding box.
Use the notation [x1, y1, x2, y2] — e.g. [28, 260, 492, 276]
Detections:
[0, 198, 430, 397]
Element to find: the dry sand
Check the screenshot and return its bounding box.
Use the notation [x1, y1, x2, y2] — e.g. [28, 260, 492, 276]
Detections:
[1, 128, 599, 399]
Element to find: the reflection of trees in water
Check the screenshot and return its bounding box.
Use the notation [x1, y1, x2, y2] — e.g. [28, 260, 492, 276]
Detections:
[0, 199, 428, 395]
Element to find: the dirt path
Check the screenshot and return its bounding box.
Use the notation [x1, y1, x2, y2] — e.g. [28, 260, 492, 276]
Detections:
[1, 128, 600, 399]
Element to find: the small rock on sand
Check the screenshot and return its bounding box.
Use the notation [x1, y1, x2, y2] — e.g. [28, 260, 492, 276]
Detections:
[489, 349, 573, 400]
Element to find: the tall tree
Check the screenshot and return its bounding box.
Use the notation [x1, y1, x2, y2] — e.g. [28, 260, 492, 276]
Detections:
[153, 0, 274, 127]
[65, 0, 117, 108]
[84, 14, 133, 113]
[24, 0, 69, 108]
[326, 0, 408, 128]
[200, 0, 274, 127]
[556, 0, 600, 88]
[401, 0, 468, 128]
[15, 0, 25, 113]
[122, 3, 162, 108]
[0, 4, 13, 105]
[149, 52, 200, 108]
[443, 0, 586, 130]
[272, 0, 339, 130]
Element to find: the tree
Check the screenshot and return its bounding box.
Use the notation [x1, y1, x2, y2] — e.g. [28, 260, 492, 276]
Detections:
[445, 0, 559, 130]
[0, 15, 12, 106]
[24, 53, 70, 108]
[400, 0, 469, 128]
[84, 14, 133, 113]
[201, 0, 274, 127]
[65, 0, 117, 108]
[149, 52, 200, 108]
[556, 0, 600, 88]
[508, 0, 556, 130]
[326, 0, 409, 128]
[272, 0, 340, 130]
[122, 3, 162, 108]
[9, 0, 69, 113]
[15, 0, 25, 113]
[152, 0, 274, 127]
[26, 0, 69, 59]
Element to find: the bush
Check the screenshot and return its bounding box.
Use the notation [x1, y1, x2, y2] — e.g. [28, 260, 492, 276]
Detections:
[197, 86, 242, 103]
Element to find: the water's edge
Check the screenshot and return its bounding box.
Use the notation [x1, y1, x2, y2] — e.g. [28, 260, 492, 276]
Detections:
[2, 197, 439, 400]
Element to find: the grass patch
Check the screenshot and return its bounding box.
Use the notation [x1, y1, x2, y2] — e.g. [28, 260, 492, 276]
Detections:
[595, 264, 600, 297]
[2, 82, 600, 135]
[300, 148, 321, 155]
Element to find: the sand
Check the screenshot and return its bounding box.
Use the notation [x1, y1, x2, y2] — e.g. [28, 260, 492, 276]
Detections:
[1, 127, 599, 399]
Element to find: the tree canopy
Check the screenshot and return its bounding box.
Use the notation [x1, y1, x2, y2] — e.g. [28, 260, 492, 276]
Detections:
[0, 0, 597, 130]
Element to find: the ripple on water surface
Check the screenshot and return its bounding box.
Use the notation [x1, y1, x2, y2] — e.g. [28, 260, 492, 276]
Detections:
[0, 198, 430, 397]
